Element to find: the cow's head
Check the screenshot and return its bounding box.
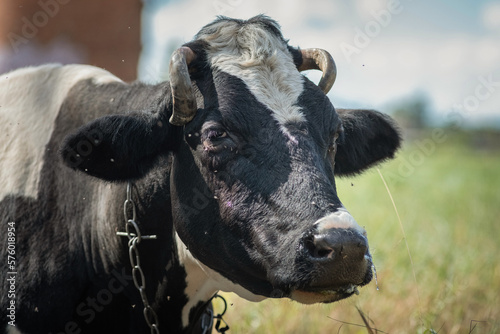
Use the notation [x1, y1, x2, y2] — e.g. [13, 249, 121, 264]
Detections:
[61, 16, 400, 304]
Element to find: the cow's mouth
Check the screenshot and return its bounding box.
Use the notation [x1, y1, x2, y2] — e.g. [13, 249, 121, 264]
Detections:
[291, 284, 362, 304]
[289, 261, 373, 304]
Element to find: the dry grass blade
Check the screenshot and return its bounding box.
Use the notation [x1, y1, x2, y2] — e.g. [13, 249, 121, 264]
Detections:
[376, 168, 424, 327]
[356, 307, 375, 334]
[469, 320, 489, 333]
[328, 310, 388, 334]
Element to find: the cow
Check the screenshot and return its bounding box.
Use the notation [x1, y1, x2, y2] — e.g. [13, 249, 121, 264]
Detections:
[0, 15, 400, 334]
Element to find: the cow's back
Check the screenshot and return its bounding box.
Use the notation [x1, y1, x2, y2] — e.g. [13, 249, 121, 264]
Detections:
[0, 64, 121, 202]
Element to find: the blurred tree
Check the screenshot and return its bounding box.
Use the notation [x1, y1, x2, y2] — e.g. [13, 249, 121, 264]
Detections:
[391, 93, 431, 130]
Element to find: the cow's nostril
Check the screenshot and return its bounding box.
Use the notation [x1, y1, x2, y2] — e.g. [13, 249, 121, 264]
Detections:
[316, 248, 334, 258]
[311, 234, 336, 259]
[304, 234, 336, 259]
[304, 228, 368, 262]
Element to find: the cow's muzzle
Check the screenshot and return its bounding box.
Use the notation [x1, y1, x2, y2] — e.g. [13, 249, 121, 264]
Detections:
[293, 209, 373, 304]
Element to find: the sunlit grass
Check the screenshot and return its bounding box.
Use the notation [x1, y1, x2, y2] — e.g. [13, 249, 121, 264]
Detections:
[217, 130, 500, 333]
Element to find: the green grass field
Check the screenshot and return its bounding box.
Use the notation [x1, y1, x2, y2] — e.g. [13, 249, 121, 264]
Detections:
[217, 130, 500, 333]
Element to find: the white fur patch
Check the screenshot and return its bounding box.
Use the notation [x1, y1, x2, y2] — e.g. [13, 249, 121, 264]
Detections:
[198, 20, 306, 126]
[175, 232, 265, 328]
[0, 64, 121, 201]
[315, 207, 367, 236]
[6, 325, 23, 334]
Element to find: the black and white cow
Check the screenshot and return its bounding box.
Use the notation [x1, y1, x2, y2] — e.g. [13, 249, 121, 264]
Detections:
[0, 16, 400, 334]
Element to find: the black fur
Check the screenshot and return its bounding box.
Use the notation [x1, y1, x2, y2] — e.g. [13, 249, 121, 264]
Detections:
[335, 109, 402, 176]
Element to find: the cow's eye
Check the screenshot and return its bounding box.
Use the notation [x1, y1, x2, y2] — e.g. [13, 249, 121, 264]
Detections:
[202, 127, 232, 154]
[207, 129, 227, 141]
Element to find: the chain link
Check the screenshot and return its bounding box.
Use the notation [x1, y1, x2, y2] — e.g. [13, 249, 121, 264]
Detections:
[117, 182, 160, 334]
[212, 294, 230, 333]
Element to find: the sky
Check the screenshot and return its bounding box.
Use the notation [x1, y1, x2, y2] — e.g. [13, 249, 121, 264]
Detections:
[138, 0, 500, 127]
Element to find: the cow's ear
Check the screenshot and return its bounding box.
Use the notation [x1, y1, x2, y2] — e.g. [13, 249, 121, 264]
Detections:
[60, 113, 181, 181]
[334, 109, 401, 176]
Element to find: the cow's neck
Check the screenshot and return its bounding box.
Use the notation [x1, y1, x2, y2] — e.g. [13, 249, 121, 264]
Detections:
[124, 169, 215, 332]
[174, 231, 268, 330]
[126, 155, 266, 331]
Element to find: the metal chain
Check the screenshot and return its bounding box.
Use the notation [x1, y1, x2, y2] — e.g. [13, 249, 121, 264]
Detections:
[117, 182, 160, 334]
[199, 294, 230, 334]
[212, 294, 230, 333]
[117, 183, 231, 333]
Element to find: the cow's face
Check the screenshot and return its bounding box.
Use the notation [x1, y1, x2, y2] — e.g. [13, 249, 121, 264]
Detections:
[61, 16, 400, 304]
[168, 17, 400, 303]
[171, 77, 366, 303]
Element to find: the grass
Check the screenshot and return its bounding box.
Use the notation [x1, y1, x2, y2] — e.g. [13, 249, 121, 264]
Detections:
[216, 129, 500, 333]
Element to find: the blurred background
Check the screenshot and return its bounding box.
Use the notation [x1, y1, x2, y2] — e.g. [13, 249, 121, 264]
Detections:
[1, 0, 499, 333]
[0, 0, 142, 81]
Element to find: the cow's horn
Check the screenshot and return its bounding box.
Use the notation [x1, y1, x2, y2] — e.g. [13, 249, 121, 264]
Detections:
[169, 46, 197, 126]
[298, 48, 337, 94]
